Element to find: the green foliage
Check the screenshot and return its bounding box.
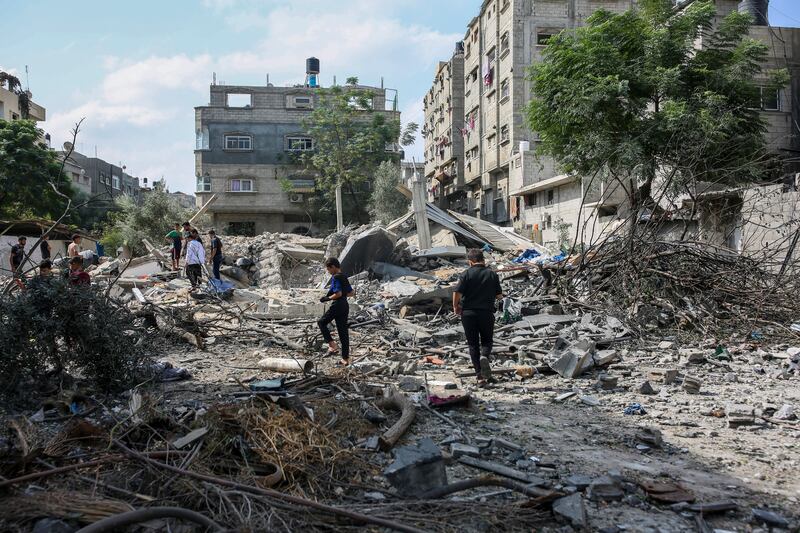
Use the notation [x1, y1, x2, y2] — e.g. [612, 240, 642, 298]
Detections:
[0, 119, 74, 220]
[369, 161, 410, 223]
[526, 0, 787, 204]
[103, 182, 192, 256]
[0, 278, 155, 400]
[301, 84, 402, 224]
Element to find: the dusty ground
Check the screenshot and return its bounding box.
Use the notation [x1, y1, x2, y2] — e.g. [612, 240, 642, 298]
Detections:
[151, 325, 799, 533]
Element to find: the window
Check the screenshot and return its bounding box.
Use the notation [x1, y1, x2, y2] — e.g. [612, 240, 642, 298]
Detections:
[537, 33, 554, 46]
[229, 178, 254, 192]
[528, 192, 538, 206]
[197, 175, 211, 192]
[755, 87, 781, 111]
[547, 189, 554, 205]
[469, 67, 479, 84]
[500, 124, 509, 144]
[293, 96, 313, 108]
[487, 134, 496, 149]
[500, 79, 510, 100]
[228, 221, 255, 236]
[195, 126, 209, 150]
[112, 175, 120, 190]
[287, 136, 314, 151]
[226, 93, 252, 107]
[466, 42, 471, 57]
[500, 32, 510, 55]
[225, 135, 252, 150]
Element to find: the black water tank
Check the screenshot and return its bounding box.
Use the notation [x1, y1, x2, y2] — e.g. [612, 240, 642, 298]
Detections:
[306, 57, 320, 75]
[739, 0, 769, 26]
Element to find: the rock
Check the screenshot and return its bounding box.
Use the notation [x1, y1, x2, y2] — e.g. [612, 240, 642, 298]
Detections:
[658, 341, 674, 349]
[680, 348, 706, 364]
[751, 508, 789, 528]
[597, 374, 618, 390]
[540, 304, 564, 315]
[636, 427, 663, 448]
[550, 339, 595, 378]
[606, 316, 623, 329]
[565, 474, 592, 491]
[579, 395, 601, 407]
[682, 375, 702, 394]
[646, 367, 678, 385]
[339, 226, 397, 275]
[724, 372, 738, 383]
[773, 404, 796, 421]
[384, 438, 448, 497]
[398, 376, 423, 392]
[32, 519, 75, 533]
[588, 475, 624, 501]
[552, 493, 587, 528]
[638, 381, 656, 395]
[433, 327, 464, 343]
[725, 403, 756, 428]
[363, 491, 386, 500]
[450, 442, 481, 458]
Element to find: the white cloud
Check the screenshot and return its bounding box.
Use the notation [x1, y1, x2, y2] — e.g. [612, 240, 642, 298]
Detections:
[46, 2, 460, 194]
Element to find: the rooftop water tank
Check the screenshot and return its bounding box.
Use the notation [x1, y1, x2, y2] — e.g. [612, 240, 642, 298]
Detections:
[739, 0, 769, 26]
[306, 57, 320, 75]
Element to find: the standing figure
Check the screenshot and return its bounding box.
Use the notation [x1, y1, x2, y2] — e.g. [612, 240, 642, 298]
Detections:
[453, 249, 503, 384]
[208, 230, 223, 280]
[67, 234, 82, 258]
[9, 236, 27, 291]
[185, 232, 205, 289]
[40, 234, 51, 261]
[165, 223, 182, 271]
[66, 256, 91, 286]
[317, 258, 353, 366]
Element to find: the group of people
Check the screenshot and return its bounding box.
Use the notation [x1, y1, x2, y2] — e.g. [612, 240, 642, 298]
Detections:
[8, 232, 92, 291]
[165, 222, 223, 289]
[317, 248, 503, 383]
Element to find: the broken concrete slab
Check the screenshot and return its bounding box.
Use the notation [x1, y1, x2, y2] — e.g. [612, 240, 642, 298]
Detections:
[725, 403, 756, 427]
[457, 456, 544, 484]
[638, 381, 657, 395]
[172, 427, 209, 449]
[384, 438, 447, 497]
[450, 442, 481, 459]
[514, 314, 579, 329]
[371, 262, 436, 281]
[587, 475, 624, 501]
[415, 246, 467, 259]
[552, 493, 588, 528]
[339, 226, 397, 276]
[773, 404, 796, 420]
[278, 244, 325, 262]
[550, 339, 595, 378]
[683, 375, 702, 394]
[645, 367, 679, 385]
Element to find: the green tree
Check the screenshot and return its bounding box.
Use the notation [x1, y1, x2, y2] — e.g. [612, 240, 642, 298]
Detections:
[0, 119, 74, 219]
[526, 0, 787, 215]
[102, 181, 191, 255]
[369, 161, 410, 223]
[300, 83, 402, 225]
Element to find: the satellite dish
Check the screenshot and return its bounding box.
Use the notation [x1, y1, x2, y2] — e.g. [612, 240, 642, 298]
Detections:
[63, 141, 73, 151]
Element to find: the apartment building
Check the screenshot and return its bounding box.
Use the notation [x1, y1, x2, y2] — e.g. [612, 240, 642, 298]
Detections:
[425, 0, 798, 249]
[424, 0, 634, 244]
[422, 43, 466, 211]
[194, 75, 400, 236]
[62, 151, 143, 203]
[0, 86, 46, 122]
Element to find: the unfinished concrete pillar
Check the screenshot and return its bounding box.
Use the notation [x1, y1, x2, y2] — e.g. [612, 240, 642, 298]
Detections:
[412, 170, 432, 250]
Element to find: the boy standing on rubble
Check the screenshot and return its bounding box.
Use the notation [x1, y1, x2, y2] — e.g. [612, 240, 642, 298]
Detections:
[453, 248, 503, 384]
[317, 258, 353, 366]
[165, 223, 182, 271]
[208, 230, 223, 280]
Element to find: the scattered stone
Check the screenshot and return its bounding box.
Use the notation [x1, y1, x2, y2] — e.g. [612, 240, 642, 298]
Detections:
[638, 381, 656, 395]
[554, 391, 578, 402]
[172, 427, 209, 449]
[384, 438, 448, 497]
[658, 341, 674, 350]
[725, 403, 756, 428]
[549, 338, 595, 378]
[552, 493, 587, 528]
[450, 442, 481, 458]
[724, 372, 738, 383]
[580, 395, 601, 407]
[751, 508, 789, 529]
[773, 404, 796, 421]
[588, 475, 624, 501]
[682, 375, 702, 394]
[565, 474, 592, 491]
[636, 427, 663, 448]
[363, 491, 386, 500]
[597, 374, 618, 390]
[398, 376, 423, 392]
[32, 519, 75, 533]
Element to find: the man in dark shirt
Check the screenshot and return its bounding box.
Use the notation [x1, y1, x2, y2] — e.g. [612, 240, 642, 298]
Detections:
[317, 257, 353, 366]
[40, 234, 51, 261]
[9, 236, 27, 290]
[208, 230, 223, 280]
[453, 248, 503, 384]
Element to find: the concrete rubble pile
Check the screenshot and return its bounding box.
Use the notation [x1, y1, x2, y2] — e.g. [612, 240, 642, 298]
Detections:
[2, 213, 799, 533]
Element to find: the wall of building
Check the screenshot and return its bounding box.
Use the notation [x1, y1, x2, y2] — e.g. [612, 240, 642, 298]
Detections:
[0, 86, 46, 122]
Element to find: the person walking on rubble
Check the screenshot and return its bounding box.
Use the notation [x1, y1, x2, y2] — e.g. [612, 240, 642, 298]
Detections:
[453, 248, 503, 385]
[165, 223, 182, 271]
[317, 257, 353, 366]
[185, 232, 205, 289]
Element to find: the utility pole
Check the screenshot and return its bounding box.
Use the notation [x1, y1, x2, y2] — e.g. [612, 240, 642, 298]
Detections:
[335, 182, 344, 232]
[411, 159, 432, 250]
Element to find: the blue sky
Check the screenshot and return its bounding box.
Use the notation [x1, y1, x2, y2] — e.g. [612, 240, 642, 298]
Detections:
[3, 0, 799, 195]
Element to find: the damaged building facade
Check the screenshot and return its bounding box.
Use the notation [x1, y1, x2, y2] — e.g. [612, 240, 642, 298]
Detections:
[423, 0, 800, 252]
[194, 64, 400, 236]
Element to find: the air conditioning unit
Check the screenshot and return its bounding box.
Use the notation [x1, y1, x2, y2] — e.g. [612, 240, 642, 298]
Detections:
[289, 193, 304, 203]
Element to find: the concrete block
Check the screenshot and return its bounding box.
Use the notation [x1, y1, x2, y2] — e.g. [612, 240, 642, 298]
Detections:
[384, 438, 448, 497]
[552, 493, 587, 528]
[450, 442, 481, 458]
[340, 226, 397, 275]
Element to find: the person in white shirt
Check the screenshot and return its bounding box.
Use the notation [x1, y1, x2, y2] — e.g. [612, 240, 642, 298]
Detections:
[185, 231, 205, 289]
